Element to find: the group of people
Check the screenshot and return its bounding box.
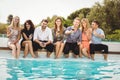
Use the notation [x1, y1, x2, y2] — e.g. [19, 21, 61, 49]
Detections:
[6, 16, 108, 60]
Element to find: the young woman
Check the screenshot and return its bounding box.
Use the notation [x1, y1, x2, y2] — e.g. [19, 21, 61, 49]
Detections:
[52, 17, 65, 59]
[80, 18, 92, 58]
[7, 16, 21, 59]
[21, 20, 36, 58]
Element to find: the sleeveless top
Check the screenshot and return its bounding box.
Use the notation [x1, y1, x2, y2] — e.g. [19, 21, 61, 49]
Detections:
[8, 27, 19, 43]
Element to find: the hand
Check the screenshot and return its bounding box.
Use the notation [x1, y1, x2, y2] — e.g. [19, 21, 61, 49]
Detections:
[29, 34, 32, 40]
[43, 43, 47, 47]
[93, 30, 98, 36]
[77, 42, 81, 45]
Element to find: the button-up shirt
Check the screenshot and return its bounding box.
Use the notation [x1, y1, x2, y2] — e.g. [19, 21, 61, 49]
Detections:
[33, 26, 53, 42]
[65, 26, 82, 43]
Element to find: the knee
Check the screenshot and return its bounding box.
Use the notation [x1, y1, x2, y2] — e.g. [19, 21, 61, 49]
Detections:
[12, 45, 16, 50]
[25, 43, 29, 47]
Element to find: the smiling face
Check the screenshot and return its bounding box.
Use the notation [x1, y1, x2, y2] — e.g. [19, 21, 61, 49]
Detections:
[25, 22, 30, 30]
[73, 19, 80, 28]
[91, 22, 98, 29]
[55, 19, 62, 27]
[13, 16, 20, 25]
[41, 21, 48, 29]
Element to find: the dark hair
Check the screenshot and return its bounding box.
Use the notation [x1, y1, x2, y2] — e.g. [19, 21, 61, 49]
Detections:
[92, 20, 99, 26]
[41, 19, 48, 23]
[24, 20, 35, 30]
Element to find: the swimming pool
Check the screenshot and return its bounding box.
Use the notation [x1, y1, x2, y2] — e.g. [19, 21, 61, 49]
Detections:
[0, 58, 120, 80]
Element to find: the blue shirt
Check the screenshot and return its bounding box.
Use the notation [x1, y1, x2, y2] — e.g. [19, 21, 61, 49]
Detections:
[65, 26, 82, 43]
[92, 28, 105, 44]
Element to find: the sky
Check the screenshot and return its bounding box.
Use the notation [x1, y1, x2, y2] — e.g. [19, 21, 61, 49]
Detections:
[0, 0, 103, 25]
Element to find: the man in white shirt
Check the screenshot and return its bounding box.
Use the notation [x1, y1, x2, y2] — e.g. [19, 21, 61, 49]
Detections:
[33, 19, 54, 58]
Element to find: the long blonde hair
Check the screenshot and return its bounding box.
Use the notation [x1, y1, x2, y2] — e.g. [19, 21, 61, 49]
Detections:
[81, 18, 90, 32]
[10, 16, 20, 28]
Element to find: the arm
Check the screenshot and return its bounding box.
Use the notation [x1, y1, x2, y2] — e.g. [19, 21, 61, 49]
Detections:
[77, 30, 82, 45]
[65, 27, 73, 35]
[93, 29, 105, 39]
[22, 32, 30, 40]
[6, 26, 13, 37]
[86, 28, 92, 41]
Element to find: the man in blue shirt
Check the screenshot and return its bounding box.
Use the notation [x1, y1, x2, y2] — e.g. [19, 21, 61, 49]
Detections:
[63, 17, 82, 58]
[90, 20, 108, 60]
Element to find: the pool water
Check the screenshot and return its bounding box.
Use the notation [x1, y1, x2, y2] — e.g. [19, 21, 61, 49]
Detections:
[0, 59, 120, 80]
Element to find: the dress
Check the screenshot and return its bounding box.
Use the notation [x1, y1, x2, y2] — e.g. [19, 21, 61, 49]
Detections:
[7, 27, 19, 46]
[21, 29, 34, 47]
[81, 32, 90, 51]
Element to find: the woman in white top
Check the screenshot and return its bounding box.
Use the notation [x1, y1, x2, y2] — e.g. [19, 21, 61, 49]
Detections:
[7, 16, 21, 59]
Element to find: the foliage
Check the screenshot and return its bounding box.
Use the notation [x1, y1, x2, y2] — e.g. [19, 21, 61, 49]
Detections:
[0, 23, 8, 34]
[106, 29, 120, 41]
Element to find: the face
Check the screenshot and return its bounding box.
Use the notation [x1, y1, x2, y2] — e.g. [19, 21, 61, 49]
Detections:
[73, 19, 80, 28]
[55, 19, 62, 27]
[82, 21, 87, 28]
[41, 21, 48, 29]
[26, 23, 30, 30]
[13, 16, 19, 24]
[91, 22, 97, 29]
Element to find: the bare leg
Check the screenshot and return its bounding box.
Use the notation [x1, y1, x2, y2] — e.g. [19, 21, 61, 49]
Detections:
[79, 45, 83, 58]
[9, 44, 17, 58]
[23, 43, 29, 58]
[64, 54, 69, 58]
[55, 42, 60, 57]
[16, 42, 21, 59]
[73, 54, 78, 58]
[103, 53, 107, 61]
[91, 54, 95, 60]
[47, 52, 52, 58]
[34, 51, 38, 57]
[82, 48, 90, 58]
[56, 43, 64, 58]
[28, 41, 36, 58]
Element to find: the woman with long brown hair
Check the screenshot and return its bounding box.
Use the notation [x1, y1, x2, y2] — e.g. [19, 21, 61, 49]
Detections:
[52, 17, 65, 59]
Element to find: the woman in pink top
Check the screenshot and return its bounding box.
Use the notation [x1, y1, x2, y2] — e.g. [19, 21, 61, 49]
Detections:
[79, 18, 92, 58]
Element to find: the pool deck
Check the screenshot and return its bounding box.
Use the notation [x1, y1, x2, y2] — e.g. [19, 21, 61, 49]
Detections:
[0, 50, 120, 61]
[0, 37, 120, 61]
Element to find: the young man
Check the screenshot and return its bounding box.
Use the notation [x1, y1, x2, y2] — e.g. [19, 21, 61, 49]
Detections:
[90, 20, 108, 60]
[33, 19, 54, 58]
[63, 17, 82, 58]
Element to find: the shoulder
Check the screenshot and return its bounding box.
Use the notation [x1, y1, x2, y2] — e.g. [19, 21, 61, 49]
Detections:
[66, 26, 72, 30]
[98, 28, 104, 32]
[7, 26, 12, 30]
[88, 28, 92, 32]
[35, 26, 40, 31]
[46, 27, 52, 31]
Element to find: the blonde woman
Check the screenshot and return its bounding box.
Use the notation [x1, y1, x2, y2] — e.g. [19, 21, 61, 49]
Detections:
[7, 16, 21, 59]
[52, 17, 65, 59]
[80, 18, 92, 58]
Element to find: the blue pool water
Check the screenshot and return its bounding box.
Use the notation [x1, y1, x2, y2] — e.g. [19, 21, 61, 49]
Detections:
[0, 59, 120, 80]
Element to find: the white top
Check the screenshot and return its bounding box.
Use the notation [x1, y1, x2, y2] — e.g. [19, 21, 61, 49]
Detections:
[33, 26, 53, 42]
